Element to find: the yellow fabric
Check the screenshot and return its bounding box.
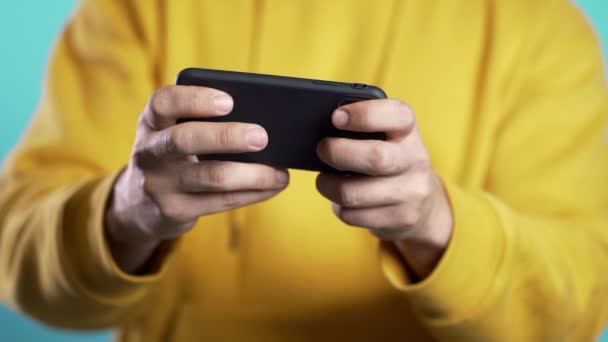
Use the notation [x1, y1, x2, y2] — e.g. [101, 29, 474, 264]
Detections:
[1, 0, 608, 340]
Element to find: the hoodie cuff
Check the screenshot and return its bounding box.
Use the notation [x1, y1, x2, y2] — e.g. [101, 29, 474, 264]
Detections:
[379, 181, 510, 323]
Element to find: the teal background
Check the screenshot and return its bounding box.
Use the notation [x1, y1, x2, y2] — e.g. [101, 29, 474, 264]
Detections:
[0, 1, 606, 341]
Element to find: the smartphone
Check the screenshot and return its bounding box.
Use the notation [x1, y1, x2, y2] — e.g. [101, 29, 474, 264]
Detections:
[176, 68, 387, 172]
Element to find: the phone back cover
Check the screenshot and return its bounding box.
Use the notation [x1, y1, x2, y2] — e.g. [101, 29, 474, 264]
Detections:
[177, 68, 387, 172]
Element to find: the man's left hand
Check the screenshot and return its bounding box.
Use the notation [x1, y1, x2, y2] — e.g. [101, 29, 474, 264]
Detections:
[316, 98, 454, 279]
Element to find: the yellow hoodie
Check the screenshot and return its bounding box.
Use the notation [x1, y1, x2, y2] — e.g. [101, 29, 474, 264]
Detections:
[1, 0, 608, 341]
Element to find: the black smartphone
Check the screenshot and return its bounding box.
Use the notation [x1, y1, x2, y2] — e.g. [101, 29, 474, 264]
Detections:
[176, 68, 387, 172]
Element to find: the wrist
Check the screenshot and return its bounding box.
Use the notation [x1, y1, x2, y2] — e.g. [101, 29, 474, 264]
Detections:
[104, 204, 163, 274]
[104, 204, 161, 249]
[104, 169, 163, 274]
[104, 166, 161, 243]
[394, 174, 454, 280]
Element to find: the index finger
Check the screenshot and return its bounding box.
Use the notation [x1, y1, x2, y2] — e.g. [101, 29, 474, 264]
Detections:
[332, 98, 415, 140]
[142, 85, 234, 130]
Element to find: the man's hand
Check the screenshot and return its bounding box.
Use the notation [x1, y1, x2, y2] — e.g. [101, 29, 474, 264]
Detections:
[105, 85, 290, 273]
[316, 99, 454, 279]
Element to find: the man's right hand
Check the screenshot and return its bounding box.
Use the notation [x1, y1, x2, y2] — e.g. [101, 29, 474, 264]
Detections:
[105, 85, 290, 273]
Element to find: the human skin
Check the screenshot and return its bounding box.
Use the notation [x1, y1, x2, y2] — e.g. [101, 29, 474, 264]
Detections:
[105, 86, 453, 279]
[315, 99, 453, 279]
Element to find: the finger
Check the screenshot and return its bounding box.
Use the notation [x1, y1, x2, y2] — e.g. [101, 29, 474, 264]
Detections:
[332, 203, 423, 240]
[148, 121, 268, 158]
[178, 161, 289, 192]
[155, 189, 284, 223]
[143, 85, 234, 130]
[333, 98, 415, 140]
[317, 171, 432, 208]
[317, 138, 406, 176]
[316, 173, 403, 208]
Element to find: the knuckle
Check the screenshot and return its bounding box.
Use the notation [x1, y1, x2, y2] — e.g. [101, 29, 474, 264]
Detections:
[150, 86, 173, 114]
[399, 208, 421, 227]
[205, 163, 227, 187]
[165, 130, 181, 155]
[401, 173, 433, 204]
[339, 186, 360, 207]
[156, 131, 175, 156]
[369, 142, 397, 174]
[412, 179, 432, 202]
[386, 98, 415, 127]
[168, 127, 193, 155]
[156, 196, 185, 221]
[216, 125, 236, 150]
[220, 192, 241, 209]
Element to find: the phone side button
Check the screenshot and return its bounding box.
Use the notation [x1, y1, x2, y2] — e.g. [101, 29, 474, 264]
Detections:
[312, 80, 343, 87]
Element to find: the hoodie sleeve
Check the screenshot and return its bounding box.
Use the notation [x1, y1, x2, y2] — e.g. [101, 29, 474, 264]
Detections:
[0, 0, 176, 329]
[380, 1, 608, 341]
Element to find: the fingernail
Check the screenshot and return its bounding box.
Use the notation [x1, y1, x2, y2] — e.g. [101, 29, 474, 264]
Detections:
[275, 170, 289, 185]
[333, 110, 349, 127]
[213, 94, 233, 114]
[246, 126, 268, 149]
